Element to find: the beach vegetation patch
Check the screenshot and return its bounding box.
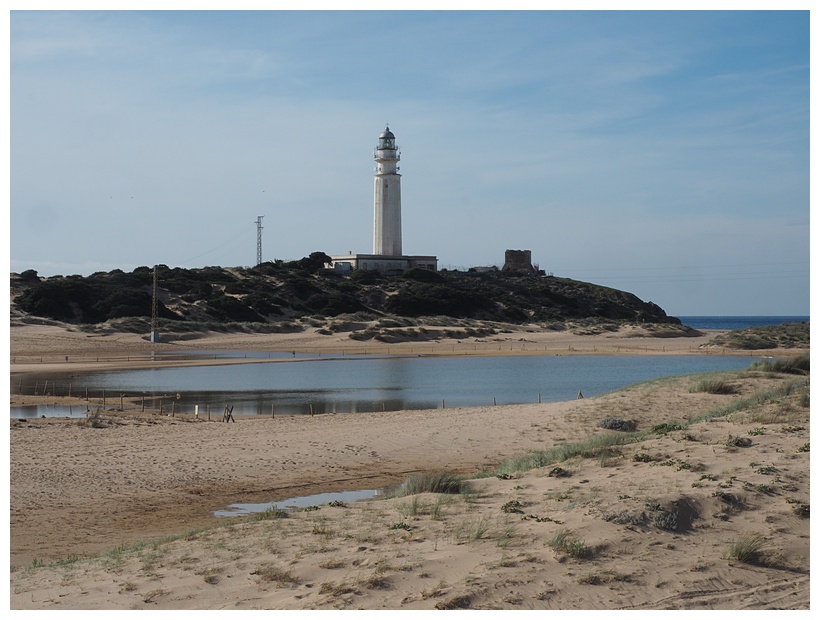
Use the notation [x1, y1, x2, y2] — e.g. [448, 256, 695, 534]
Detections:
[452, 516, 491, 543]
[391, 472, 465, 497]
[361, 573, 392, 590]
[435, 593, 473, 609]
[319, 580, 359, 596]
[500, 500, 524, 514]
[749, 353, 809, 374]
[602, 510, 645, 526]
[548, 529, 591, 559]
[650, 510, 678, 531]
[723, 533, 770, 566]
[491, 432, 639, 477]
[249, 507, 288, 521]
[650, 422, 684, 435]
[577, 570, 632, 585]
[389, 522, 413, 531]
[725, 435, 752, 448]
[252, 563, 300, 586]
[689, 379, 738, 394]
[597, 417, 638, 431]
[784, 496, 808, 516]
[712, 490, 742, 507]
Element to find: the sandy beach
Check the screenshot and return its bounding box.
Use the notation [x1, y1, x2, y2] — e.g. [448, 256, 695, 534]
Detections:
[8, 324, 810, 609]
[7, 321, 790, 377]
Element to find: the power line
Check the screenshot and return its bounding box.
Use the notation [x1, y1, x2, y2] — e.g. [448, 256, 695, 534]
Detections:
[174, 224, 253, 265]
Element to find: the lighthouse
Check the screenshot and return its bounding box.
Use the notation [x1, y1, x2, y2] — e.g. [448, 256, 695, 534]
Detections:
[373, 126, 402, 256]
[329, 126, 437, 275]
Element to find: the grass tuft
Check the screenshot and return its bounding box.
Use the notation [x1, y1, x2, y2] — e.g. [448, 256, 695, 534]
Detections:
[689, 379, 737, 394]
[391, 472, 465, 497]
[249, 507, 288, 521]
[724, 533, 769, 565]
[548, 529, 590, 559]
[749, 354, 809, 375]
[252, 563, 300, 586]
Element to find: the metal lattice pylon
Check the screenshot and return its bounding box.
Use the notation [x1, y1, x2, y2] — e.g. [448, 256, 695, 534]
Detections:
[255, 215, 264, 265]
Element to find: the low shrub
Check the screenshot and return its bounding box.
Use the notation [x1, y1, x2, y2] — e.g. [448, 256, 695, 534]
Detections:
[651, 422, 684, 434]
[726, 436, 752, 448]
[389, 522, 412, 531]
[597, 417, 637, 432]
[651, 510, 678, 531]
[501, 500, 524, 514]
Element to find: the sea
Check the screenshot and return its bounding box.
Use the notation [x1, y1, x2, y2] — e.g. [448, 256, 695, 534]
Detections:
[678, 316, 809, 330]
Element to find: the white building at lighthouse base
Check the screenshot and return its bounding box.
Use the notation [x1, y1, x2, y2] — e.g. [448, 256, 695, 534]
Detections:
[329, 252, 437, 276]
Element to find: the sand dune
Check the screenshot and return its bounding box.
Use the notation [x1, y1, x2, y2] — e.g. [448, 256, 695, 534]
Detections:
[9, 326, 810, 609]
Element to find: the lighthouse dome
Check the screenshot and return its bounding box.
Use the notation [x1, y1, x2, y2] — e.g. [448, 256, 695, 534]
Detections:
[377, 126, 397, 150]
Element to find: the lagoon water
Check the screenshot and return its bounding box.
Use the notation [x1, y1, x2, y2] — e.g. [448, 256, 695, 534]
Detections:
[13, 353, 763, 418]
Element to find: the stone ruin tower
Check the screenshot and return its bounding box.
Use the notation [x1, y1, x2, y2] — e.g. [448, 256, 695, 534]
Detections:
[502, 249, 535, 273]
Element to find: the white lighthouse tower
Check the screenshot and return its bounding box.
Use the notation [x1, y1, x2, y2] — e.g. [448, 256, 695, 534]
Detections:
[373, 126, 402, 256]
[328, 126, 437, 275]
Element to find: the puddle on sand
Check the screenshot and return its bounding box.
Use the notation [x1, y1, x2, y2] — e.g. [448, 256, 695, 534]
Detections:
[214, 488, 383, 517]
[10, 404, 89, 419]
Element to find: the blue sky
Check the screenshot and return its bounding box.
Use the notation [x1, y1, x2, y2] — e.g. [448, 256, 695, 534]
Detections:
[8, 8, 811, 315]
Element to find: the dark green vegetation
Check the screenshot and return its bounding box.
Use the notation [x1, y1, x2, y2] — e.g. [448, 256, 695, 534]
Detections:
[708, 322, 809, 350]
[749, 354, 810, 375]
[11, 257, 681, 330]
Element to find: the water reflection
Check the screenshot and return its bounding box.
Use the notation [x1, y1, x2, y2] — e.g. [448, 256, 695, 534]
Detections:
[11, 354, 759, 417]
[11, 404, 88, 419]
[214, 489, 381, 517]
